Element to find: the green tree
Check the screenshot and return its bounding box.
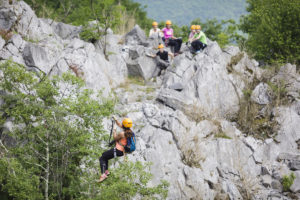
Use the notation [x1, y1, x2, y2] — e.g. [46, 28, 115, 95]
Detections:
[0, 61, 168, 200]
[240, 0, 300, 64]
[0, 60, 114, 199]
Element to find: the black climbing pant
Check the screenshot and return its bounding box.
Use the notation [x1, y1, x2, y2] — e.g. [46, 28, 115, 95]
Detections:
[168, 38, 182, 53]
[191, 40, 207, 51]
[99, 148, 124, 174]
[152, 57, 170, 77]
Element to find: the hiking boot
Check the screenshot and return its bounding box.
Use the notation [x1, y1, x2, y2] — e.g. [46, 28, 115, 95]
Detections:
[98, 174, 107, 182]
[105, 170, 110, 176]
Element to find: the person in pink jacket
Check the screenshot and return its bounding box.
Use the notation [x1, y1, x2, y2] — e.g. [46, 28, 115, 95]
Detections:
[161, 20, 182, 56]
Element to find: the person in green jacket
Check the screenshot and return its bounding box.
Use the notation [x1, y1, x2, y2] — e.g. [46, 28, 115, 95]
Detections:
[191, 25, 207, 53]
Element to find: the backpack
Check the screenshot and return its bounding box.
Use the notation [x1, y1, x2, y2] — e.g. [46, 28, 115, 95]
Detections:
[124, 132, 136, 153]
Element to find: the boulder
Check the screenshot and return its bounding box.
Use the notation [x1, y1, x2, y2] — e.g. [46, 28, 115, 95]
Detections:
[9, 34, 25, 50]
[125, 25, 149, 46]
[0, 7, 16, 30]
[126, 55, 156, 80]
[262, 175, 272, 188]
[274, 104, 300, 152]
[290, 171, 300, 193]
[53, 22, 81, 40]
[271, 64, 300, 100]
[277, 153, 300, 171]
[157, 88, 193, 111]
[6, 1, 55, 40]
[251, 83, 272, 105]
[22, 43, 50, 73]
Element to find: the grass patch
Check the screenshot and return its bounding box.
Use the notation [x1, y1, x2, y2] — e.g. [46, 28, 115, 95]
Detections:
[128, 76, 145, 86]
[183, 103, 206, 123]
[23, 36, 39, 44]
[182, 148, 204, 169]
[146, 96, 154, 101]
[267, 80, 289, 106]
[107, 51, 116, 56]
[119, 76, 145, 91]
[233, 65, 291, 139]
[144, 87, 155, 94]
[136, 95, 143, 102]
[214, 132, 232, 139]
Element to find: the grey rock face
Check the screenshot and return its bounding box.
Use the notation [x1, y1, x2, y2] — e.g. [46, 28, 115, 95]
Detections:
[278, 153, 300, 171]
[0, 36, 5, 49]
[0, 7, 16, 30]
[22, 43, 50, 72]
[2, 1, 300, 199]
[168, 82, 184, 91]
[42, 19, 82, 40]
[53, 22, 81, 40]
[251, 83, 272, 105]
[262, 175, 272, 188]
[125, 25, 149, 46]
[271, 64, 300, 100]
[125, 45, 156, 80]
[290, 171, 300, 193]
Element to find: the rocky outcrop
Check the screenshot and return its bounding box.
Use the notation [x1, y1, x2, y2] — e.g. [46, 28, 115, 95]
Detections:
[1, 1, 300, 199]
[42, 19, 82, 40]
[251, 83, 272, 105]
[0, 0, 128, 95]
[125, 24, 149, 46]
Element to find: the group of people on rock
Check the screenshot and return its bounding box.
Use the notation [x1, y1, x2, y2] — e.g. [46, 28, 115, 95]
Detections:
[149, 20, 207, 78]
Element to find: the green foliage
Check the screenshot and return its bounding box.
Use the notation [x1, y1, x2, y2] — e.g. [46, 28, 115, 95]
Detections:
[80, 23, 101, 43]
[97, 161, 169, 200]
[267, 80, 288, 106]
[0, 158, 42, 200]
[214, 133, 232, 139]
[216, 32, 229, 49]
[240, 0, 300, 64]
[0, 61, 168, 199]
[282, 173, 296, 192]
[0, 60, 113, 199]
[23, 0, 151, 33]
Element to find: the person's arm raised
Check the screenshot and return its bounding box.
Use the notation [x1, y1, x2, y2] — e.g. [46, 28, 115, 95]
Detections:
[114, 118, 123, 128]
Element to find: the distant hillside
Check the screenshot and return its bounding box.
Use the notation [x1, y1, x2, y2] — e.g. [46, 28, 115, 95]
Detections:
[133, 0, 247, 25]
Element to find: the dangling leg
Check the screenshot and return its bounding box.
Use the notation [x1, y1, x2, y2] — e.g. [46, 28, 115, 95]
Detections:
[98, 148, 114, 182]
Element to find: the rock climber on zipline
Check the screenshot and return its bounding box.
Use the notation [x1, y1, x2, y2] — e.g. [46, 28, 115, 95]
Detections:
[98, 117, 136, 182]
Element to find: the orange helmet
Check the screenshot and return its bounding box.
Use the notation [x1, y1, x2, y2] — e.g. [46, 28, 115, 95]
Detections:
[122, 118, 133, 128]
[166, 20, 172, 25]
[158, 44, 164, 49]
[191, 25, 196, 30]
[196, 25, 201, 30]
[152, 21, 158, 26]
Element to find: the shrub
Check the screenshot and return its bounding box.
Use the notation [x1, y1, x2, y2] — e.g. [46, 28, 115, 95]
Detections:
[282, 173, 296, 192]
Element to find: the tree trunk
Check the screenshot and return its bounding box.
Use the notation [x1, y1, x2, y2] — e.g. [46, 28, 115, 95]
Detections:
[45, 133, 49, 200]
